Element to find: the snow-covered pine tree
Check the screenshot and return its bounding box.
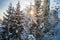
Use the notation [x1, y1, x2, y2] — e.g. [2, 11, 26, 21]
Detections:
[42, 0, 50, 33]
[34, 0, 45, 40]
[2, 3, 14, 40]
[2, 2, 24, 40]
[9, 1, 24, 40]
[29, 0, 50, 40]
[29, 0, 44, 40]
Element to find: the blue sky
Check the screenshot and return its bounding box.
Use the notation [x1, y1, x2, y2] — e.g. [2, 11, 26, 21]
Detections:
[0, 0, 60, 19]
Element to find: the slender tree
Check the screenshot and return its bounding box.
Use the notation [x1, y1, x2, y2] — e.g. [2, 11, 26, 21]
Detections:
[42, 0, 50, 33]
[2, 3, 14, 40]
[9, 1, 24, 40]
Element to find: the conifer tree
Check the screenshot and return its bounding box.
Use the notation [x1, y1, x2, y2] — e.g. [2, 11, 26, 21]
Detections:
[29, 0, 43, 40]
[2, 2, 24, 40]
[34, 0, 44, 40]
[12, 1, 24, 39]
[8, 1, 24, 40]
[2, 3, 14, 40]
[42, 0, 50, 33]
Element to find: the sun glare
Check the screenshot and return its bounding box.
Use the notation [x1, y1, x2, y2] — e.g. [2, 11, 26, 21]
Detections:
[30, 10, 34, 16]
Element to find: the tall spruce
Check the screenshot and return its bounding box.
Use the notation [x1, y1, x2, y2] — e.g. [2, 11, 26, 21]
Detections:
[34, 0, 44, 40]
[2, 3, 14, 40]
[42, 0, 50, 33]
[29, 0, 43, 40]
[2, 2, 24, 40]
[9, 1, 24, 39]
